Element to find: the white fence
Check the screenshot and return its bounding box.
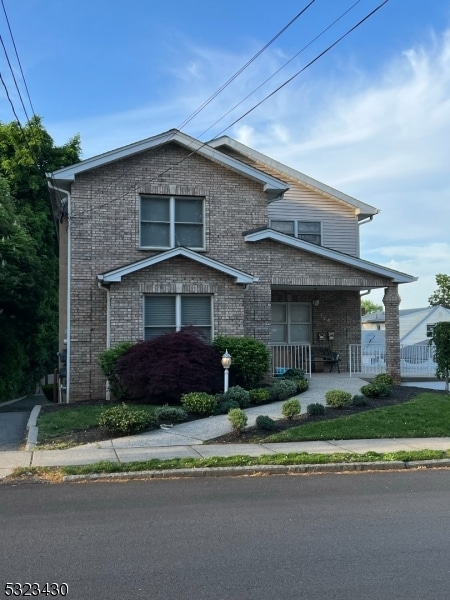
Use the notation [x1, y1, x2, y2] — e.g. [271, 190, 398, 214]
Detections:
[349, 344, 436, 377]
[270, 344, 311, 377]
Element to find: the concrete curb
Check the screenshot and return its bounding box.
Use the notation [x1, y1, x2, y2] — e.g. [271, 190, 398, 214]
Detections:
[26, 405, 42, 450]
[62, 458, 450, 482]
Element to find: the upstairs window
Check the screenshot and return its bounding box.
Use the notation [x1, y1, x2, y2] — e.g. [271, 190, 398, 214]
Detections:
[271, 220, 321, 245]
[144, 295, 212, 341]
[140, 195, 204, 249]
[426, 323, 436, 337]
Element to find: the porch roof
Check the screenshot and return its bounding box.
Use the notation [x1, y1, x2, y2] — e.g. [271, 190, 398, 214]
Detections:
[97, 246, 259, 284]
[244, 229, 417, 284]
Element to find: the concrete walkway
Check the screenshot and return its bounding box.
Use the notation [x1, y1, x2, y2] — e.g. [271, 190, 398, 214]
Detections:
[1, 374, 449, 479]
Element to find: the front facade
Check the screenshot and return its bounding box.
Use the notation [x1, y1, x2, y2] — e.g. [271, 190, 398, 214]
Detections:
[48, 130, 416, 402]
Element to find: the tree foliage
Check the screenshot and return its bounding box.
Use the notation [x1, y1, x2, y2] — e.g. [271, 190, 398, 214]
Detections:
[212, 335, 270, 387]
[117, 328, 223, 403]
[428, 274, 450, 309]
[0, 117, 81, 399]
[431, 322, 450, 392]
[361, 299, 383, 315]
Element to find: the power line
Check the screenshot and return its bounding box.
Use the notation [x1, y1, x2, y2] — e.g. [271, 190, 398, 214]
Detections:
[215, 0, 390, 137]
[197, 0, 363, 140]
[176, 0, 317, 131]
[1, 0, 35, 118]
[70, 0, 390, 218]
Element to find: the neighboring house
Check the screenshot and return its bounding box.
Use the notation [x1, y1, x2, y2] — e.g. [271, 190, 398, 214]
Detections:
[47, 129, 416, 402]
[362, 306, 450, 345]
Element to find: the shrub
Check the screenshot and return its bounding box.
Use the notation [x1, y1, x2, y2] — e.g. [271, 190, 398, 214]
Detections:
[325, 389, 352, 408]
[249, 388, 271, 404]
[282, 398, 301, 420]
[373, 373, 394, 386]
[213, 335, 270, 387]
[282, 368, 305, 380]
[256, 415, 276, 431]
[154, 405, 188, 424]
[180, 391, 217, 415]
[307, 403, 325, 416]
[360, 383, 391, 398]
[351, 394, 369, 407]
[41, 383, 54, 402]
[216, 399, 240, 414]
[222, 385, 250, 408]
[228, 408, 248, 432]
[269, 379, 298, 402]
[98, 403, 156, 436]
[117, 328, 223, 403]
[99, 341, 134, 400]
[293, 378, 309, 393]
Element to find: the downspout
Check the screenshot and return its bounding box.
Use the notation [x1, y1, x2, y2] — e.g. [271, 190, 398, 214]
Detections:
[97, 281, 111, 401]
[48, 181, 71, 403]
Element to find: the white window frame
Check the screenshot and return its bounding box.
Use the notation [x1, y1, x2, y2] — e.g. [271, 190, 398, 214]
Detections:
[144, 294, 213, 340]
[426, 323, 436, 338]
[270, 302, 312, 344]
[140, 195, 205, 250]
[270, 219, 322, 245]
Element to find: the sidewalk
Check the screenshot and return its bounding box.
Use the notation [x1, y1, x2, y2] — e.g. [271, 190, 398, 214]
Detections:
[1, 374, 449, 479]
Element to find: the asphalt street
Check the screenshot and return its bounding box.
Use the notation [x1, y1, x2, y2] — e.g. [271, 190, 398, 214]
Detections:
[1, 470, 450, 600]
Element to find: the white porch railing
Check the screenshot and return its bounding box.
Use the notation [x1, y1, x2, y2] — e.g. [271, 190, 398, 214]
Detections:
[270, 344, 312, 377]
[349, 344, 436, 377]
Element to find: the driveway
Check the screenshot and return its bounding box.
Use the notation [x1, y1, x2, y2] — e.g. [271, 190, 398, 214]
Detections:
[0, 394, 52, 451]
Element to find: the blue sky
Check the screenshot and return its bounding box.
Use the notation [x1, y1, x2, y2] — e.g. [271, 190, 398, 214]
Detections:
[2, 0, 449, 309]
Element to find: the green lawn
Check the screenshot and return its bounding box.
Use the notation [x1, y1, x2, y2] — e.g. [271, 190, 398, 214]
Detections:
[37, 403, 159, 444]
[265, 392, 450, 443]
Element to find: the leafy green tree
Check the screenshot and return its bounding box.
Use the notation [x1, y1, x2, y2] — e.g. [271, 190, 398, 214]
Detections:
[0, 117, 80, 399]
[428, 274, 450, 308]
[431, 322, 450, 393]
[361, 299, 383, 315]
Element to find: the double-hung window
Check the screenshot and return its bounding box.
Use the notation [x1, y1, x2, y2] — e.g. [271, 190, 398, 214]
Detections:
[271, 220, 321, 245]
[271, 302, 311, 344]
[140, 195, 204, 249]
[144, 295, 212, 340]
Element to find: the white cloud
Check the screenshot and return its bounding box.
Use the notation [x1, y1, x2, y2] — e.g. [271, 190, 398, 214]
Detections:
[46, 25, 450, 309]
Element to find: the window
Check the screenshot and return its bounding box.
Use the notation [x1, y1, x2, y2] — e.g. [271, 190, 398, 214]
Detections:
[144, 295, 212, 340]
[140, 196, 204, 249]
[271, 220, 321, 245]
[271, 303, 311, 344]
[426, 323, 436, 337]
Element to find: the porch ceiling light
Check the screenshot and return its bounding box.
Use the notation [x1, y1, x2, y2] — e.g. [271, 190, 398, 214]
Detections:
[312, 296, 320, 307]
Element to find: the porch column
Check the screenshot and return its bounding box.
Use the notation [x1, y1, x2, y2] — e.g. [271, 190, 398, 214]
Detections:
[383, 284, 401, 384]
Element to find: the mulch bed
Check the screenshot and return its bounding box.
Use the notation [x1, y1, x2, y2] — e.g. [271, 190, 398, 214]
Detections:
[38, 385, 443, 448]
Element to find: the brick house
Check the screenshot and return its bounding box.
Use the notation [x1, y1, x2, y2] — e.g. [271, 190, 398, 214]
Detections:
[47, 129, 416, 402]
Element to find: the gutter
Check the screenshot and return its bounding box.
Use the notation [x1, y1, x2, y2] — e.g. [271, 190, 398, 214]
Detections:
[48, 181, 71, 404]
[98, 282, 111, 401]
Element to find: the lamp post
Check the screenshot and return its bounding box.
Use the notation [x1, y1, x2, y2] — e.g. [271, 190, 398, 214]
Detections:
[221, 349, 232, 393]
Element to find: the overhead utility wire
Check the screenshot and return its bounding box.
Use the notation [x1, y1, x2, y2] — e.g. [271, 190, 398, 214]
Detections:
[197, 0, 362, 140]
[71, 0, 389, 218]
[176, 0, 317, 131]
[213, 0, 390, 138]
[69, 1, 317, 208]
[1, 0, 35, 117]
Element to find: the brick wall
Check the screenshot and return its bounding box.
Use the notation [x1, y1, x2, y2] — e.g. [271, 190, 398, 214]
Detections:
[67, 143, 391, 400]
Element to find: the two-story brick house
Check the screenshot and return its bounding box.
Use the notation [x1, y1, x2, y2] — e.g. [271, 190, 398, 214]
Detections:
[47, 129, 416, 402]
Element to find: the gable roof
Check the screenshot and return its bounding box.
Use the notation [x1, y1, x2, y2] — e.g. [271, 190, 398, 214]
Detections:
[244, 228, 416, 284]
[48, 129, 289, 201]
[362, 306, 450, 323]
[97, 247, 259, 284]
[209, 136, 379, 221]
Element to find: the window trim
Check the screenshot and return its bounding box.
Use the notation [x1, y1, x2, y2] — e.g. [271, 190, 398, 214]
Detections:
[143, 294, 213, 340]
[140, 195, 205, 250]
[270, 219, 322, 245]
